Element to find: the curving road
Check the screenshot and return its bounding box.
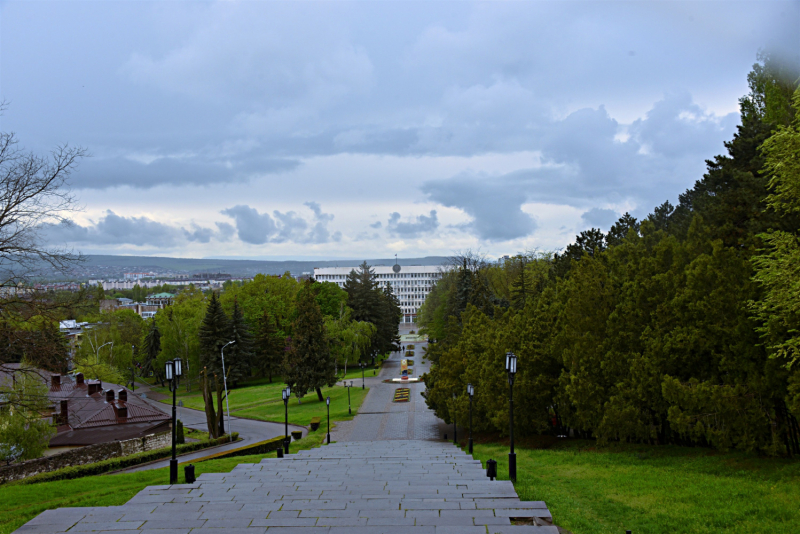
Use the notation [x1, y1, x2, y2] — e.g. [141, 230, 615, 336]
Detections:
[116, 382, 307, 473]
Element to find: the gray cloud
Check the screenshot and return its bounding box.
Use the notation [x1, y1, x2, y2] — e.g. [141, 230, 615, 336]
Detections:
[45, 211, 183, 247]
[581, 208, 619, 229]
[73, 154, 300, 190]
[422, 92, 739, 240]
[422, 177, 536, 241]
[221, 202, 339, 245]
[369, 221, 382, 229]
[386, 210, 440, 237]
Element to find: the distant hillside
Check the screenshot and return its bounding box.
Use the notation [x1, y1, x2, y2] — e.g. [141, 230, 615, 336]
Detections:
[73, 255, 450, 280]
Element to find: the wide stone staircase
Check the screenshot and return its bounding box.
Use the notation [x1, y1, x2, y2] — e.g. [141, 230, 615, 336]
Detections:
[16, 440, 556, 533]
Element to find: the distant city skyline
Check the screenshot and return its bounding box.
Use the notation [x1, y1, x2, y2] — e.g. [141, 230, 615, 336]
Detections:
[2, 0, 797, 259]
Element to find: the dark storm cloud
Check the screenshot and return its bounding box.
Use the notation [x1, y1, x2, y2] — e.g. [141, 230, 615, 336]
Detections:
[581, 208, 619, 229]
[73, 154, 300, 190]
[45, 211, 182, 247]
[221, 202, 339, 245]
[386, 210, 439, 237]
[422, 93, 739, 240]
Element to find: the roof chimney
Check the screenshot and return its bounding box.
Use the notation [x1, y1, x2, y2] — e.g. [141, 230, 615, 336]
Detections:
[118, 389, 127, 402]
[76, 373, 84, 384]
[87, 381, 100, 395]
[115, 404, 128, 419]
[51, 374, 61, 388]
[59, 400, 68, 425]
[105, 389, 114, 403]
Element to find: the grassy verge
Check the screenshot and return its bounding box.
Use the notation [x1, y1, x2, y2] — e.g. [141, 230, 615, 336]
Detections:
[0, 431, 329, 534]
[464, 438, 800, 534]
[155, 379, 369, 428]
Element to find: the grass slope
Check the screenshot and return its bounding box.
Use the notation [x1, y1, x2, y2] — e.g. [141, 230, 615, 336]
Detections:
[0, 433, 327, 534]
[154, 378, 369, 427]
[466, 439, 800, 534]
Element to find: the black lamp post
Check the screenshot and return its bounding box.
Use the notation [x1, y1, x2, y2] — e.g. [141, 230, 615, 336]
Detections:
[282, 386, 291, 454]
[346, 381, 353, 415]
[165, 357, 182, 484]
[360, 362, 366, 389]
[506, 351, 517, 482]
[452, 392, 457, 445]
[326, 396, 331, 444]
[467, 383, 475, 454]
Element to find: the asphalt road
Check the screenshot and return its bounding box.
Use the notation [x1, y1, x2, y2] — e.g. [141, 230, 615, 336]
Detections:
[117, 383, 307, 473]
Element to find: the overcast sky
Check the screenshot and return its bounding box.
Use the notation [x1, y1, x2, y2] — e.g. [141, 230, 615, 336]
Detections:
[2, 1, 798, 260]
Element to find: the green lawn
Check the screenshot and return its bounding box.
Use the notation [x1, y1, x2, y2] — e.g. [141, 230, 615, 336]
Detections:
[464, 439, 800, 534]
[0, 432, 328, 534]
[158, 379, 369, 428]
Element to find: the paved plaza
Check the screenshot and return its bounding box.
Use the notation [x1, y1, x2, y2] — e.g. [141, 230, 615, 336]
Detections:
[15, 332, 556, 533]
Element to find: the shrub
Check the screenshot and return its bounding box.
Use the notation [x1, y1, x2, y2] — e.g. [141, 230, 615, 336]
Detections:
[291, 430, 303, 440]
[407, 344, 415, 349]
[309, 417, 321, 431]
[11, 433, 239, 486]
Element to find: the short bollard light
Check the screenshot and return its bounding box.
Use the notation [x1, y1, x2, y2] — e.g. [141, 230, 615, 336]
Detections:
[184, 464, 196, 484]
[486, 459, 498, 481]
[277, 448, 284, 458]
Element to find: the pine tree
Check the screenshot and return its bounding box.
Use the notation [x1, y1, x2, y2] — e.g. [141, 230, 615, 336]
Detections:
[284, 281, 336, 402]
[376, 282, 402, 355]
[226, 297, 254, 386]
[254, 311, 283, 382]
[198, 292, 230, 379]
[142, 320, 161, 378]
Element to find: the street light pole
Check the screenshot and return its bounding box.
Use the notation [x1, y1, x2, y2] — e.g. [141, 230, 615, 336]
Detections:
[452, 392, 457, 445]
[326, 396, 331, 444]
[221, 340, 235, 442]
[360, 362, 365, 389]
[347, 381, 352, 415]
[282, 386, 291, 454]
[166, 358, 182, 484]
[506, 351, 517, 482]
[467, 383, 474, 454]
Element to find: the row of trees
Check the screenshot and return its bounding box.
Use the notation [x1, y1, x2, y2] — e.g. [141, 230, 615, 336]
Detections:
[421, 55, 800, 456]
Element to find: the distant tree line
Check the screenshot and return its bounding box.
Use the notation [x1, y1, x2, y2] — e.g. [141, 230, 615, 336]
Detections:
[421, 54, 800, 456]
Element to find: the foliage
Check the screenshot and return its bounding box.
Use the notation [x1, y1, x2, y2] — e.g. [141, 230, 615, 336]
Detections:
[284, 281, 336, 401]
[198, 292, 229, 380]
[0, 370, 55, 464]
[420, 57, 800, 455]
[253, 311, 284, 382]
[225, 297, 254, 385]
[142, 319, 161, 379]
[156, 286, 205, 389]
[343, 261, 402, 359]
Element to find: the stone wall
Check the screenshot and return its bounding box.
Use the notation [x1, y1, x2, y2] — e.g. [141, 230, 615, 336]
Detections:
[0, 431, 171, 483]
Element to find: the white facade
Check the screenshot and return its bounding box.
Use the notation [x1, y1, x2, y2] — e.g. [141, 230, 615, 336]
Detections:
[313, 264, 448, 323]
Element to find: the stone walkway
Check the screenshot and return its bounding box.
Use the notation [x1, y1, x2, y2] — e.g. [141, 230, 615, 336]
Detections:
[16, 330, 555, 533]
[16, 440, 555, 533]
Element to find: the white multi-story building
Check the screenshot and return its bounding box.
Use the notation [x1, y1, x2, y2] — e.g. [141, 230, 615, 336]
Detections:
[313, 264, 449, 323]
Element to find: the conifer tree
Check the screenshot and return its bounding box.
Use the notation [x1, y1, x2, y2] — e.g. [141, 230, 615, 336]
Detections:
[226, 297, 254, 386]
[254, 310, 283, 382]
[284, 281, 336, 402]
[142, 319, 161, 378]
[198, 292, 230, 379]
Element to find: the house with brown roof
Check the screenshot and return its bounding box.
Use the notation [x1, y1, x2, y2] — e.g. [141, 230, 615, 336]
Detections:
[48, 373, 170, 446]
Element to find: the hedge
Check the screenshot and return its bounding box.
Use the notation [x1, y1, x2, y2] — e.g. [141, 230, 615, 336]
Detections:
[309, 417, 321, 431]
[190, 435, 285, 463]
[11, 433, 239, 486]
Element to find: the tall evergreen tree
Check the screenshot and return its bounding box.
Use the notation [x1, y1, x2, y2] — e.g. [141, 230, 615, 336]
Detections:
[254, 311, 283, 382]
[284, 281, 336, 401]
[198, 292, 230, 380]
[142, 320, 161, 379]
[226, 297, 254, 386]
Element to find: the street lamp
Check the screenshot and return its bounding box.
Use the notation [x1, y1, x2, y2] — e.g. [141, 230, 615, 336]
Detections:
[506, 351, 518, 482]
[452, 392, 457, 445]
[96, 341, 113, 364]
[220, 340, 235, 442]
[346, 381, 353, 415]
[360, 362, 366, 389]
[165, 357, 182, 484]
[282, 386, 292, 454]
[467, 383, 475, 454]
[326, 396, 331, 444]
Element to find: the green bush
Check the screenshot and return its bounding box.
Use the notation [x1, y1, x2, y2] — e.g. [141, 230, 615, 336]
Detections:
[291, 430, 303, 440]
[197, 435, 285, 462]
[11, 433, 239, 486]
[309, 417, 321, 431]
[176, 420, 185, 444]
